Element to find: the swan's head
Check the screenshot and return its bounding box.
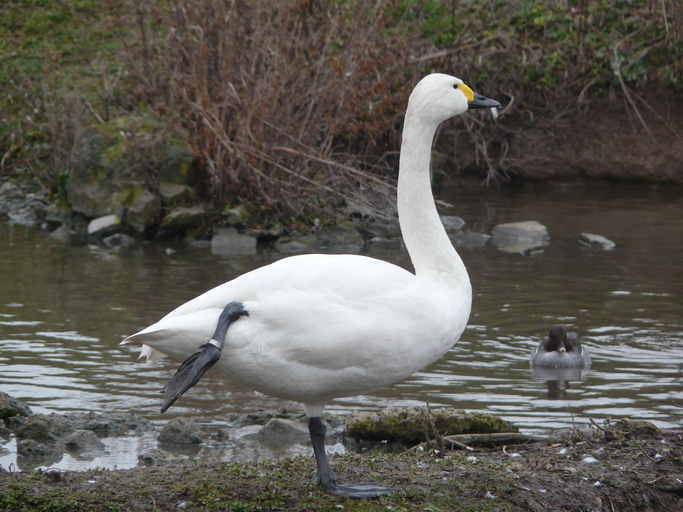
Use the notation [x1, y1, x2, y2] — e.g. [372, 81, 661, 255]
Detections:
[407, 73, 500, 125]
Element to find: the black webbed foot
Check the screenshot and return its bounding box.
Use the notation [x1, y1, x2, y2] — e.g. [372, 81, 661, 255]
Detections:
[160, 301, 248, 413]
[161, 342, 222, 413]
[308, 416, 398, 499]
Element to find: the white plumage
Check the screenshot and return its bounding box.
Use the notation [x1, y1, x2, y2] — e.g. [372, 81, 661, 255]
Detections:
[122, 73, 499, 496]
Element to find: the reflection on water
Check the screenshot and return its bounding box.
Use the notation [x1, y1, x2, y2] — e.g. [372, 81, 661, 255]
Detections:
[1, 182, 682, 469]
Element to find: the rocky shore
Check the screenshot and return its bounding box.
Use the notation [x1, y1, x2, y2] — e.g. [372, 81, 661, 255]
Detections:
[0, 178, 616, 257]
[1, 392, 681, 511]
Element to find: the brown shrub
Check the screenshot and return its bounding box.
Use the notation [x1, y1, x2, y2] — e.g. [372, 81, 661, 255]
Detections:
[122, 0, 433, 220]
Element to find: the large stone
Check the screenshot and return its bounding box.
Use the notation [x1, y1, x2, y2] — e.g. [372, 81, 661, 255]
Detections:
[257, 418, 310, 446]
[124, 188, 161, 234]
[275, 234, 318, 253]
[0, 182, 47, 226]
[159, 419, 202, 445]
[64, 429, 105, 452]
[0, 392, 33, 422]
[14, 414, 73, 443]
[0, 181, 22, 216]
[160, 182, 194, 207]
[452, 230, 491, 249]
[222, 204, 250, 226]
[87, 214, 121, 237]
[317, 221, 365, 252]
[578, 232, 616, 250]
[17, 438, 63, 458]
[491, 220, 550, 255]
[161, 206, 209, 234]
[67, 115, 192, 218]
[441, 215, 466, 232]
[211, 227, 257, 256]
[102, 233, 137, 249]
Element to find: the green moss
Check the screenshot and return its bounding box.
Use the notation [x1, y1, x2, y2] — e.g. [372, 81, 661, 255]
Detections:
[346, 407, 516, 446]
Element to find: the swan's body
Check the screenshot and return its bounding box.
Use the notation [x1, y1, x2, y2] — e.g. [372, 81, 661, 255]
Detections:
[531, 326, 591, 369]
[128, 253, 469, 407]
[122, 73, 500, 497]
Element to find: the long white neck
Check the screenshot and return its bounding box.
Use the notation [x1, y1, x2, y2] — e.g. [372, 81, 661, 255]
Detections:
[397, 112, 469, 289]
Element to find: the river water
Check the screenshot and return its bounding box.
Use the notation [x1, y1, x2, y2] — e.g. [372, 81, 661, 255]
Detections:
[1, 181, 682, 469]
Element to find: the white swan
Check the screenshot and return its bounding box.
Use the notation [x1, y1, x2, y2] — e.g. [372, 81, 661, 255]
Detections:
[122, 73, 500, 498]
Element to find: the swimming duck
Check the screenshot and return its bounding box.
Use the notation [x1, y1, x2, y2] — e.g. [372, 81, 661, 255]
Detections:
[531, 326, 591, 369]
[122, 73, 500, 498]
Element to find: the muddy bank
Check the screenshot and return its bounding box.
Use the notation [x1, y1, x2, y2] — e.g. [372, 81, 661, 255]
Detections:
[1, 394, 682, 511]
[1, 418, 681, 511]
[474, 99, 683, 184]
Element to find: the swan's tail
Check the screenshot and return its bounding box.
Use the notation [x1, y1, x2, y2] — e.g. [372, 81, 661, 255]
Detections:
[121, 331, 167, 362]
[120, 308, 221, 363]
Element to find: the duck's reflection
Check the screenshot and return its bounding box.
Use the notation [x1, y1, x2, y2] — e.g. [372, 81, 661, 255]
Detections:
[531, 366, 589, 399]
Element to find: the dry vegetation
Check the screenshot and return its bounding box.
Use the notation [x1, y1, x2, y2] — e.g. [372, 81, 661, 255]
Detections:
[1, 0, 682, 222]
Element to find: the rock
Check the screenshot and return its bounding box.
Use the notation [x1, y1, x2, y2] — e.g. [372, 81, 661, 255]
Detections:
[160, 182, 195, 207]
[17, 438, 63, 458]
[0, 424, 11, 440]
[441, 215, 466, 232]
[578, 232, 616, 250]
[14, 414, 73, 443]
[452, 230, 491, 249]
[247, 222, 285, 242]
[67, 114, 192, 219]
[275, 234, 318, 253]
[44, 202, 70, 226]
[362, 218, 402, 242]
[159, 419, 202, 445]
[61, 411, 154, 436]
[0, 182, 47, 226]
[87, 214, 122, 237]
[64, 429, 105, 452]
[0, 181, 22, 216]
[317, 222, 365, 252]
[346, 407, 516, 447]
[491, 220, 550, 255]
[138, 448, 166, 466]
[257, 418, 310, 446]
[124, 188, 161, 234]
[102, 233, 137, 248]
[49, 224, 71, 241]
[211, 227, 257, 256]
[0, 392, 33, 422]
[161, 206, 209, 234]
[229, 424, 263, 441]
[222, 204, 250, 226]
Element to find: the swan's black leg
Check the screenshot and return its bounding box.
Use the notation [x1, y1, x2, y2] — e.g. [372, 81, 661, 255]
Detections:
[308, 417, 397, 498]
[161, 301, 248, 413]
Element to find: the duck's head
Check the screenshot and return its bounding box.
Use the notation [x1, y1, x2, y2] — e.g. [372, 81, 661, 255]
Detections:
[545, 325, 569, 352]
[407, 73, 501, 125]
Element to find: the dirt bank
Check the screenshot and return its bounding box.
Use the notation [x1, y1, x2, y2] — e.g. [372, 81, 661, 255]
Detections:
[482, 96, 683, 184]
[1, 420, 681, 512]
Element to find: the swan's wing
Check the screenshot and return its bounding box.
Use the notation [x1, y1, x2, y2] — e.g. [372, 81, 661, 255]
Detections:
[167, 254, 413, 319]
[121, 253, 415, 358]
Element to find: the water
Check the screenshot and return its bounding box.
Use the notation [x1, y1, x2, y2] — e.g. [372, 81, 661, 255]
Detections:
[1, 181, 682, 469]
